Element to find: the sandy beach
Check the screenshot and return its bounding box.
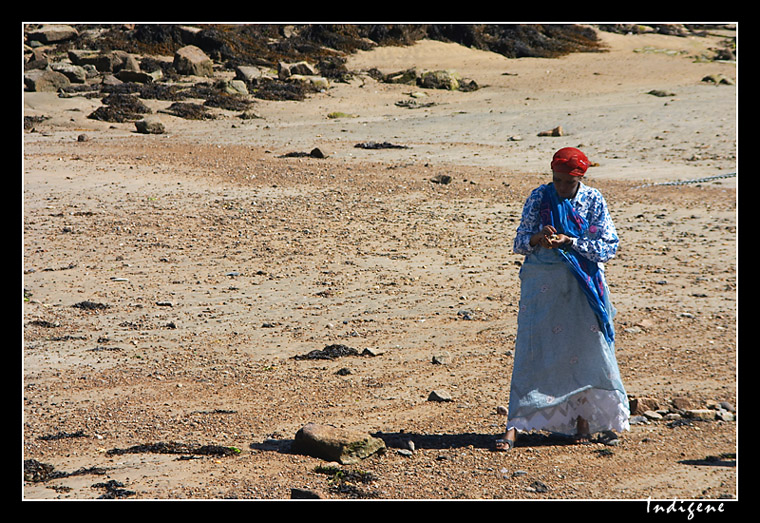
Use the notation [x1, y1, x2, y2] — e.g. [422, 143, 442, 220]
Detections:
[23, 25, 737, 501]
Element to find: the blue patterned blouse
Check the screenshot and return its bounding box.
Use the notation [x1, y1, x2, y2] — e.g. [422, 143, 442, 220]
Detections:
[513, 183, 619, 263]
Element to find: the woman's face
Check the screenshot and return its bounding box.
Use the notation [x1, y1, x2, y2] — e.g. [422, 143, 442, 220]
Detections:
[552, 171, 582, 199]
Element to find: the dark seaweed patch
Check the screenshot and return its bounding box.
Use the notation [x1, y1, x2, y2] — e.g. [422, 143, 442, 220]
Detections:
[293, 344, 360, 360]
[106, 441, 241, 457]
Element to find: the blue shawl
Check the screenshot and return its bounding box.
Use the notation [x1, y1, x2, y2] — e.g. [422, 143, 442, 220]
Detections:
[539, 183, 615, 345]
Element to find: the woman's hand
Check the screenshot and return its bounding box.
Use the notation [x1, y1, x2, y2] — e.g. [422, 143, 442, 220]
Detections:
[531, 226, 573, 249]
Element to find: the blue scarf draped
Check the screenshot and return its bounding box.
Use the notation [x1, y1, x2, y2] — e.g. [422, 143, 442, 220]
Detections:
[539, 184, 615, 345]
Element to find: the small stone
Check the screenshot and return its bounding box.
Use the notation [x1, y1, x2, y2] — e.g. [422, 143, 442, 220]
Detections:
[397, 449, 413, 457]
[427, 390, 453, 402]
[538, 125, 564, 137]
[432, 351, 451, 365]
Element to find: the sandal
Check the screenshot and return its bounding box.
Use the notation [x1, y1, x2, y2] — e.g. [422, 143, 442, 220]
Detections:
[494, 437, 515, 451]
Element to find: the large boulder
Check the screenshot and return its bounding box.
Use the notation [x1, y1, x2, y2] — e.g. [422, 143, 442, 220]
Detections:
[24, 69, 70, 92]
[291, 423, 385, 464]
[26, 25, 78, 44]
[173, 45, 214, 77]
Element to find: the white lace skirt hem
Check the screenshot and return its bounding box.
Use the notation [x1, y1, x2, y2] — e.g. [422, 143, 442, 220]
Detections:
[507, 388, 630, 436]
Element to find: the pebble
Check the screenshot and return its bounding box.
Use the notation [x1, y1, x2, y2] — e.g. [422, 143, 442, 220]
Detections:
[432, 351, 451, 365]
[427, 390, 453, 402]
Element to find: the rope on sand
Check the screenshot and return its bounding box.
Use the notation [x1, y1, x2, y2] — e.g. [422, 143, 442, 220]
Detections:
[637, 172, 736, 188]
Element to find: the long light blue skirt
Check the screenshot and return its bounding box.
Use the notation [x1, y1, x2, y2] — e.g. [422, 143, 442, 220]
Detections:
[507, 247, 630, 436]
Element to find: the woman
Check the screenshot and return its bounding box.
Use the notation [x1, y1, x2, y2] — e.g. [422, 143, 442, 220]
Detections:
[496, 147, 629, 450]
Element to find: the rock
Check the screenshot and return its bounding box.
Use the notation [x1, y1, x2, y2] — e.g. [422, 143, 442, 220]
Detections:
[684, 409, 716, 421]
[235, 65, 267, 83]
[222, 79, 249, 95]
[702, 73, 734, 86]
[135, 118, 166, 135]
[290, 488, 323, 499]
[24, 48, 48, 71]
[643, 410, 663, 421]
[432, 351, 451, 365]
[430, 174, 452, 185]
[647, 89, 676, 97]
[24, 69, 70, 92]
[427, 390, 453, 402]
[629, 396, 659, 416]
[384, 67, 420, 85]
[177, 25, 203, 45]
[174, 45, 214, 77]
[49, 63, 87, 83]
[278, 61, 317, 80]
[26, 24, 78, 44]
[291, 423, 386, 464]
[538, 125, 564, 137]
[101, 74, 123, 87]
[117, 69, 162, 84]
[629, 415, 649, 425]
[419, 70, 460, 90]
[715, 409, 734, 422]
[671, 397, 696, 411]
[718, 401, 735, 413]
[287, 74, 329, 90]
[119, 52, 141, 72]
[68, 50, 123, 73]
[309, 147, 326, 159]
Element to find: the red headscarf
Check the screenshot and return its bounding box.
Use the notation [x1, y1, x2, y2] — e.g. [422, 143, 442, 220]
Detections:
[551, 147, 589, 177]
